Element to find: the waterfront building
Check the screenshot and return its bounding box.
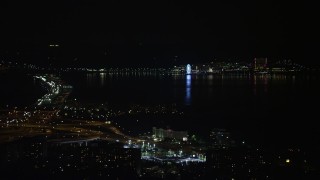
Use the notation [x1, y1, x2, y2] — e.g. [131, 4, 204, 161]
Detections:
[253, 58, 268, 72]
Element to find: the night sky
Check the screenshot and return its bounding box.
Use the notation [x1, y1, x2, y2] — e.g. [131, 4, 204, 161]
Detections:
[1, 1, 318, 67]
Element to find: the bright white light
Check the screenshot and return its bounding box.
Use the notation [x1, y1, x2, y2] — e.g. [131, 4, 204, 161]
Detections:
[186, 64, 191, 74]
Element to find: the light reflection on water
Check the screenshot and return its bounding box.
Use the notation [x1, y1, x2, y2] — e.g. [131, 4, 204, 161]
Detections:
[86, 73, 95, 87]
[64, 73, 320, 111]
[100, 73, 106, 86]
[185, 75, 191, 105]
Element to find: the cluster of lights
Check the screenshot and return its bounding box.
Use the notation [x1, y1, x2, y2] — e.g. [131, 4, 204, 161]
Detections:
[34, 76, 62, 106]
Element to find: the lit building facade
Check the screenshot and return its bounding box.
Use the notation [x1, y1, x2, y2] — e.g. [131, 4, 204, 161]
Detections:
[253, 58, 268, 71]
[153, 127, 188, 141]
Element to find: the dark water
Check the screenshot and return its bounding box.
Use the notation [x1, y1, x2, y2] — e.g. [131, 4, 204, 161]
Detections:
[61, 72, 320, 149]
[0, 73, 45, 107]
[2, 72, 320, 149]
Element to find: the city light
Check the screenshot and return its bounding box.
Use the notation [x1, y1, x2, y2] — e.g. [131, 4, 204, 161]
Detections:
[186, 64, 191, 74]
